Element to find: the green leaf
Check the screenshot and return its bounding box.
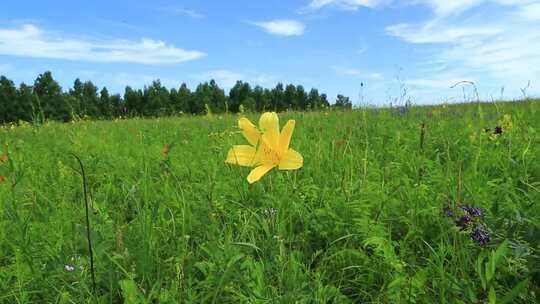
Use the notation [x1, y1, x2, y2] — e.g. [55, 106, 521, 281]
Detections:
[487, 240, 509, 283]
[499, 280, 528, 304]
[476, 253, 487, 290]
[486, 258, 495, 284]
[231, 242, 262, 253]
[119, 279, 146, 304]
[493, 240, 509, 267]
[488, 286, 497, 304]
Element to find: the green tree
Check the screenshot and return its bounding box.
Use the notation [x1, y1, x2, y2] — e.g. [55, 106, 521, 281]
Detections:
[16, 83, 37, 122]
[169, 88, 179, 114]
[68, 78, 84, 117]
[33, 71, 70, 121]
[270, 83, 284, 111]
[334, 94, 352, 109]
[307, 88, 320, 111]
[192, 82, 210, 114]
[99, 87, 111, 118]
[0, 72, 339, 120]
[284, 84, 297, 110]
[124, 86, 144, 116]
[208, 80, 227, 113]
[0, 76, 18, 123]
[143, 80, 171, 116]
[252, 86, 271, 112]
[296, 85, 308, 110]
[176, 83, 192, 114]
[70, 78, 83, 98]
[192, 81, 226, 114]
[81, 81, 99, 117]
[320, 93, 330, 109]
[110, 94, 123, 117]
[242, 97, 256, 112]
[229, 81, 252, 113]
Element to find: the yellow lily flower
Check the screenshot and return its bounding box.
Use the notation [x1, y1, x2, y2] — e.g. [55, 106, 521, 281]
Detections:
[225, 112, 303, 183]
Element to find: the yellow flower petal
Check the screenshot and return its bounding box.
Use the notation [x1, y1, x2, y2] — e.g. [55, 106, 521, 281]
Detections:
[253, 140, 280, 166]
[259, 112, 280, 150]
[278, 149, 303, 170]
[279, 120, 295, 154]
[225, 145, 257, 167]
[238, 117, 260, 146]
[247, 164, 275, 184]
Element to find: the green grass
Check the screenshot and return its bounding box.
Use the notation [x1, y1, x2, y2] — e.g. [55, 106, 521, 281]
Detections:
[0, 101, 539, 303]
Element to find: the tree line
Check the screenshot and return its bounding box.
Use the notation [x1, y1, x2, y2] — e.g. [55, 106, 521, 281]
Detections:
[0, 71, 353, 123]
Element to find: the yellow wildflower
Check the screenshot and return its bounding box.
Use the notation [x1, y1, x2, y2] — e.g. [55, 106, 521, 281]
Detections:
[161, 146, 171, 155]
[225, 112, 303, 183]
[498, 114, 513, 132]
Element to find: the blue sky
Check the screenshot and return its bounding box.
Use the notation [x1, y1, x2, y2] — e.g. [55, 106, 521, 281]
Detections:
[1, 0, 539, 105]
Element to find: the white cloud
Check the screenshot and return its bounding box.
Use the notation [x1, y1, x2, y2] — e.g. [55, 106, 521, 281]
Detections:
[357, 46, 368, 54]
[253, 74, 280, 85]
[332, 66, 383, 79]
[516, 2, 540, 20]
[404, 78, 473, 89]
[251, 20, 306, 36]
[386, 23, 500, 43]
[421, 0, 484, 16]
[0, 24, 206, 64]
[405, 0, 533, 17]
[302, 0, 388, 11]
[202, 70, 243, 88]
[385, 1, 540, 97]
[157, 7, 205, 19]
[302, 0, 537, 14]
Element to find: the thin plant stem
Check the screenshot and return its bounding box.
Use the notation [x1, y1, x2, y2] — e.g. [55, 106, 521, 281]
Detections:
[70, 153, 97, 297]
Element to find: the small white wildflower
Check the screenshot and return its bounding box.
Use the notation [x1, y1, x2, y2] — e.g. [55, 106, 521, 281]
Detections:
[64, 265, 75, 272]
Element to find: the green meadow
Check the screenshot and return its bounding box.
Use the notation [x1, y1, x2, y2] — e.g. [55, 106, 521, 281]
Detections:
[0, 101, 539, 303]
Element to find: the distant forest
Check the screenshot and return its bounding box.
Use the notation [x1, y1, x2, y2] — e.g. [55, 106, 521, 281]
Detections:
[0, 71, 354, 123]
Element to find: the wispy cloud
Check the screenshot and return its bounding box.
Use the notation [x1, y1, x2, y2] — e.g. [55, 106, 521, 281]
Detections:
[300, 0, 388, 12]
[516, 2, 540, 20]
[0, 24, 206, 64]
[385, 23, 501, 44]
[404, 78, 473, 89]
[157, 7, 205, 19]
[252, 73, 280, 86]
[385, 1, 540, 96]
[421, 0, 484, 16]
[201, 70, 242, 88]
[251, 20, 306, 36]
[357, 46, 368, 54]
[419, 0, 538, 17]
[96, 19, 150, 33]
[332, 66, 383, 79]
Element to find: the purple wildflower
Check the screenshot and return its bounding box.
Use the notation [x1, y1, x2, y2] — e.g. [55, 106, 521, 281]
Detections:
[443, 207, 454, 217]
[461, 206, 484, 217]
[471, 224, 490, 246]
[494, 125, 503, 135]
[456, 215, 471, 231]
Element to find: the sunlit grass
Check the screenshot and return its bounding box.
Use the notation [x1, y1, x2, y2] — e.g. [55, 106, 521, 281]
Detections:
[0, 100, 539, 303]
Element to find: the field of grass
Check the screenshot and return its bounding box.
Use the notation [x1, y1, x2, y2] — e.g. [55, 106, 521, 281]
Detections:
[0, 101, 539, 303]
